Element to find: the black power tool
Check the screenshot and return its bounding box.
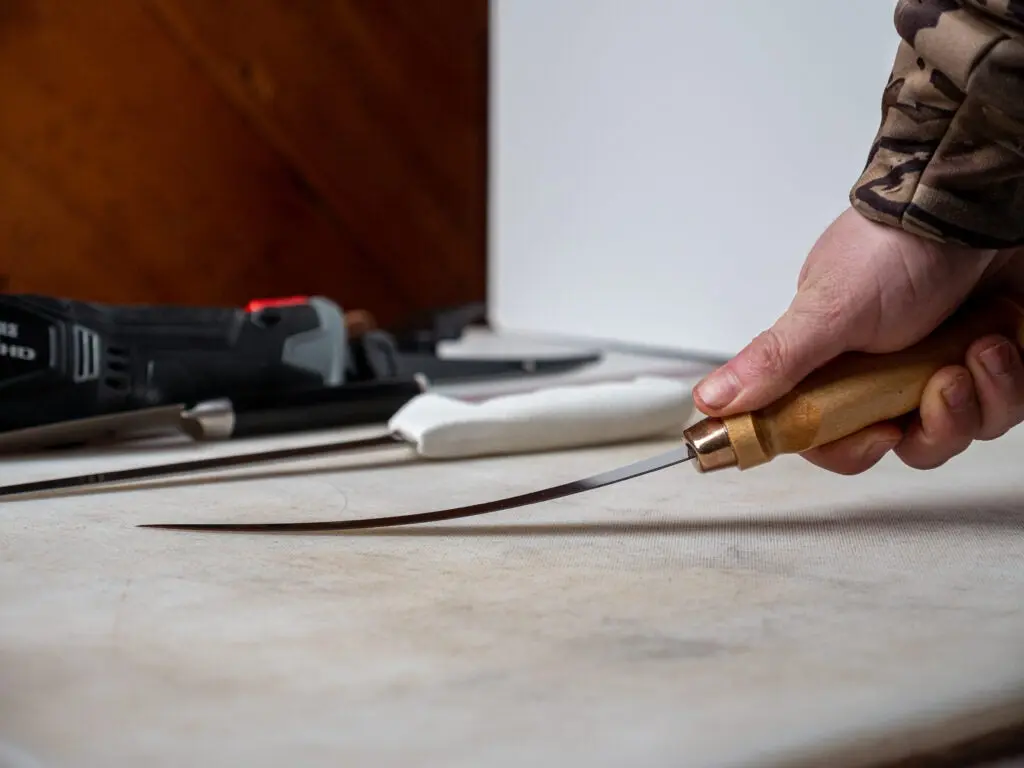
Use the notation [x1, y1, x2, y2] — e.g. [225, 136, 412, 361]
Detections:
[0, 294, 601, 450]
[0, 294, 364, 433]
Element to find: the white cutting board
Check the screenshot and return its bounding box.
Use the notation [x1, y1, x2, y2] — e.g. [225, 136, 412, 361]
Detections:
[488, 0, 900, 357]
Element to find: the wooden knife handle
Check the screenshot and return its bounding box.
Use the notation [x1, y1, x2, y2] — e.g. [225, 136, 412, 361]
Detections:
[683, 295, 1024, 472]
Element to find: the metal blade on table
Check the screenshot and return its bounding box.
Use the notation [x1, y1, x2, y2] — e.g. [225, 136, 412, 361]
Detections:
[394, 351, 603, 382]
[0, 433, 403, 499]
[0, 406, 189, 453]
[141, 445, 696, 532]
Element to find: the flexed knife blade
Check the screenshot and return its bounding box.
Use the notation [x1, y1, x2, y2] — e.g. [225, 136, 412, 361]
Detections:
[141, 446, 696, 532]
[140, 295, 1024, 533]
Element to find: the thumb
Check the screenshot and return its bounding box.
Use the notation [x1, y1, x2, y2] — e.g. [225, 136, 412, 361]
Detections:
[693, 293, 851, 416]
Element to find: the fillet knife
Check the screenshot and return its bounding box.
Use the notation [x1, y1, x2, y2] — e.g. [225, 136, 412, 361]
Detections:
[6, 296, 1023, 533]
[134, 295, 1024, 532]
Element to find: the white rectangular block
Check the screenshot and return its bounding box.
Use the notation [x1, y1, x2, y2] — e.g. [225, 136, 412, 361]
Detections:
[489, 0, 900, 358]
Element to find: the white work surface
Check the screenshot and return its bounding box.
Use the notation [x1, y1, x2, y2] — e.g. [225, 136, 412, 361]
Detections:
[2, 336, 1024, 768]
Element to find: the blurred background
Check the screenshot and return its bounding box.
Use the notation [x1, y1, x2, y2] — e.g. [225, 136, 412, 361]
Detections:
[0, 0, 488, 328]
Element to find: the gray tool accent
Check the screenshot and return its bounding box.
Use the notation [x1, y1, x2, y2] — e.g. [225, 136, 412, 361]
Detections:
[71, 325, 102, 383]
[281, 296, 346, 386]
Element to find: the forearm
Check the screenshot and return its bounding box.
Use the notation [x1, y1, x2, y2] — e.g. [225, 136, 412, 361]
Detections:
[850, 0, 1024, 249]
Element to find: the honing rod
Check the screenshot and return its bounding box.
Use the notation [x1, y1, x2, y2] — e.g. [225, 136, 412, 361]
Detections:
[682, 294, 1024, 472]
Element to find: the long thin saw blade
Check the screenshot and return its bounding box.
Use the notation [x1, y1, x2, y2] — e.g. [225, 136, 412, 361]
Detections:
[140, 445, 695, 533]
[0, 433, 403, 499]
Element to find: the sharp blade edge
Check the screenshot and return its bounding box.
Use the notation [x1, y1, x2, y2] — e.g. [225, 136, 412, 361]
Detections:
[140, 445, 695, 533]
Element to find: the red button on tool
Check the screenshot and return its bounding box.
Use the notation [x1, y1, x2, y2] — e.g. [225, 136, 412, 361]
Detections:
[244, 296, 310, 313]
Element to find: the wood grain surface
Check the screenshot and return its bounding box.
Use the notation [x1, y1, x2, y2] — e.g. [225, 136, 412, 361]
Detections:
[0, 0, 488, 325]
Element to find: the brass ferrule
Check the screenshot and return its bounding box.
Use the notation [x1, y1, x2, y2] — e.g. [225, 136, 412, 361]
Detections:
[682, 417, 737, 473]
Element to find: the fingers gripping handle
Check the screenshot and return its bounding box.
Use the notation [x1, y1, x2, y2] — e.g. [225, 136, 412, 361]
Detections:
[388, 377, 695, 459]
[685, 296, 1024, 472]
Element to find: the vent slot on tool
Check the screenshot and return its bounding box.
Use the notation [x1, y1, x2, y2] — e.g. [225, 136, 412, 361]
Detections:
[103, 345, 130, 392]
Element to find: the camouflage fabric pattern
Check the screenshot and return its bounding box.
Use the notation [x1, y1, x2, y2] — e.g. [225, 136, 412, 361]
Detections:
[851, 0, 1024, 248]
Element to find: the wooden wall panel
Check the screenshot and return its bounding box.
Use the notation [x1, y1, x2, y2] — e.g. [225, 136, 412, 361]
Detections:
[0, 0, 488, 326]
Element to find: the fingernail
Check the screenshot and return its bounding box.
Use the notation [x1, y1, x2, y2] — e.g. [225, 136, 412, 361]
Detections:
[980, 340, 1013, 376]
[696, 370, 741, 409]
[941, 373, 970, 411]
[864, 438, 897, 464]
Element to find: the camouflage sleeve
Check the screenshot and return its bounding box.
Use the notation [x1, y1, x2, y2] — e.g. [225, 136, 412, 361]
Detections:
[850, 0, 1024, 249]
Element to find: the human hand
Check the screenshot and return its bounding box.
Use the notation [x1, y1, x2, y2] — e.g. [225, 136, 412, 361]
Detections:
[692, 207, 1024, 474]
